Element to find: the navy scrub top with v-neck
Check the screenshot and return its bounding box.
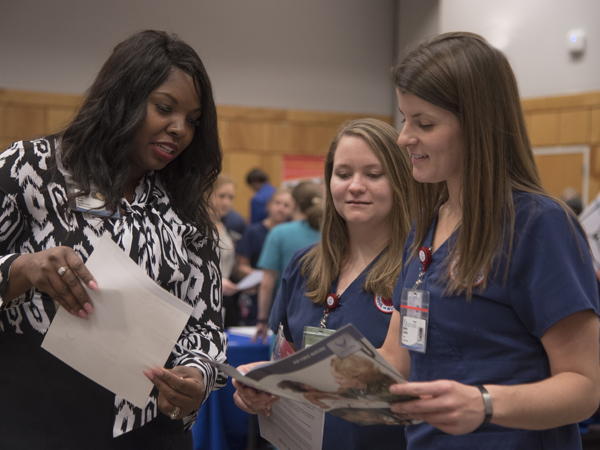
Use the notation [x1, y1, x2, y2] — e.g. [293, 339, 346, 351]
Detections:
[393, 191, 599, 450]
[269, 245, 406, 450]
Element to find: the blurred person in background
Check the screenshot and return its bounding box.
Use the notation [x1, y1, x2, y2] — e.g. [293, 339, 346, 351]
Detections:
[252, 181, 323, 342]
[236, 188, 294, 325]
[561, 187, 584, 216]
[209, 173, 241, 327]
[246, 168, 276, 224]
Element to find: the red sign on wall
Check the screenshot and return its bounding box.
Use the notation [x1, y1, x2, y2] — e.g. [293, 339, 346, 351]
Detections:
[282, 154, 326, 184]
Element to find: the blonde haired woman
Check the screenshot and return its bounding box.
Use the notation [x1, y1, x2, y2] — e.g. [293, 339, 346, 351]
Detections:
[234, 118, 413, 450]
[209, 174, 240, 326]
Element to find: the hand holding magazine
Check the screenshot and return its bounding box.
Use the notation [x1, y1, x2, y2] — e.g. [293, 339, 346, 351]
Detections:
[200, 323, 415, 427]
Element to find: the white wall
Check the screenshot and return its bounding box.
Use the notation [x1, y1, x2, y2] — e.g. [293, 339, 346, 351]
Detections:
[395, 0, 440, 128]
[439, 0, 600, 99]
[0, 0, 396, 115]
[2, 1, 598, 116]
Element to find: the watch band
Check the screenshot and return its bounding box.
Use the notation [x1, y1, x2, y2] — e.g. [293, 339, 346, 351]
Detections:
[475, 384, 493, 424]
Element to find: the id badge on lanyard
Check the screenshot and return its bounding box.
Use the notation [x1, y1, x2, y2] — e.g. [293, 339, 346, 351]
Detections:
[400, 247, 431, 353]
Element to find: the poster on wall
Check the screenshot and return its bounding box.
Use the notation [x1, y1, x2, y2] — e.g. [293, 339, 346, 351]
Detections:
[282, 154, 326, 187]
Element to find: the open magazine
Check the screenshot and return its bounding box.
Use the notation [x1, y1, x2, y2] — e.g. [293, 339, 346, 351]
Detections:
[199, 323, 415, 427]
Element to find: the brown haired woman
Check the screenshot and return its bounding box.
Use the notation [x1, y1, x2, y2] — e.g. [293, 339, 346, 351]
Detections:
[379, 32, 600, 449]
[233, 118, 413, 450]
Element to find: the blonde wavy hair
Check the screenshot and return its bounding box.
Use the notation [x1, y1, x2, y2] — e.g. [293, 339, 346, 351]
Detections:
[301, 118, 413, 305]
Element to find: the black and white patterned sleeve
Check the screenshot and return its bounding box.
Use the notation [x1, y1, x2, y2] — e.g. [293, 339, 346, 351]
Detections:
[0, 142, 33, 308]
[172, 233, 227, 409]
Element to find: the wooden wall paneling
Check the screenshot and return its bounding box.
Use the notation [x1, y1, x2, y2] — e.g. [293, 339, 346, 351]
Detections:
[287, 123, 338, 154]
[0, 139, 14, 151]
[46, 108, 76, 135]
[4, 105, 46, 142]
[528, 111, 560, 147]
[0, 105, 5, 138]
[590, 145, 600, 202]
[218, 118, 232, 151]
[559, 108, 591, 145]
[0, 89, 81, 108]
[260, 153, 284, 189]
[591, 108, 600, 144]
[524, 113, 532, 137]
[533, 153, 584, 199]
[521, 92, 600, 112]
[223, 151, 263, 220]
[264, 122, 292, 154]
[226, 120, 268, 152]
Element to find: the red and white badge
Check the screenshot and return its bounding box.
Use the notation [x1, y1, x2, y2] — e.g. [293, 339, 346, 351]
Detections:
[374, 294, 394, 313]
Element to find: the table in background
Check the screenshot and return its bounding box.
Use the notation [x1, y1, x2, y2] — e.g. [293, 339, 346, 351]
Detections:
[193, 329, 270, 450]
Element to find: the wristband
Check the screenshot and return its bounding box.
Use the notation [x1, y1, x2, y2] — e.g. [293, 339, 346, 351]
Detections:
[475, 385, 493, 424]
[256, 319, 268, 324]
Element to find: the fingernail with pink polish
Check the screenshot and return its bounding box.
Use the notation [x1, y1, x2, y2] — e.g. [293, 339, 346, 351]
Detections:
[78, 309, 89, 320]
[84, 303, 94, 315]
[151, 368, 164, 376]
[143, 370, 154, 381]
[88, 280, 98, 291]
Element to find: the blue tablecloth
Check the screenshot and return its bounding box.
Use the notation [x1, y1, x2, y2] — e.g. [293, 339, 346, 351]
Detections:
[192, 331, 270, 450]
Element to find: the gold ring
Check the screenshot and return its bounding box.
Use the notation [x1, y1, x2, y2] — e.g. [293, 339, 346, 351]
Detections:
[169, 406, 180, 420]
[57, 266, 69, 277]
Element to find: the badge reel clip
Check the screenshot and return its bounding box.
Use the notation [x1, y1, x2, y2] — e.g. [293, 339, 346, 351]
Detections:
[400, 246, 431, 353]
[302, 293, 338, 349]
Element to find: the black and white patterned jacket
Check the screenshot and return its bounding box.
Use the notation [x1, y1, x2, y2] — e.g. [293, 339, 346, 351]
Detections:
[0, 136, 227, 437]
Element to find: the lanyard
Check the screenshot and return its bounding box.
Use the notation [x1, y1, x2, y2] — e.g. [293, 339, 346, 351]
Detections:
[413, 246, 432, 289]
[319, 293, 339, 328]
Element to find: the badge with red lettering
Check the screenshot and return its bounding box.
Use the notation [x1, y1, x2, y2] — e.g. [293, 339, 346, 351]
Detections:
[374, 294, 394, 313]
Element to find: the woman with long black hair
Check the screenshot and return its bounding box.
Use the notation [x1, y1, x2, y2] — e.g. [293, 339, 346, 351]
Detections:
[0, 30, 226, 449]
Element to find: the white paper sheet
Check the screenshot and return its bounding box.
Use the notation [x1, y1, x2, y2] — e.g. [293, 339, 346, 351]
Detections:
[42, 235, 193, 408]
[258, 398, 325, 450]
[236, 270, 264, 290]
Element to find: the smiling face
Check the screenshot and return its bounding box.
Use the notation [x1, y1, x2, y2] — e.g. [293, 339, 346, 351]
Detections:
[212, 182, 235, 219]
[129, 68, 201, 184]
[267, 191, 294, 224]
[396, 90, 464, 193]
[330, 136, 393, 231]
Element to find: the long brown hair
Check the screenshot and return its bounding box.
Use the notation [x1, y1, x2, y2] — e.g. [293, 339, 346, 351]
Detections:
[291, 181, 323, 231]
[392, 31, 576, 297]
[301, 118, 412, 305]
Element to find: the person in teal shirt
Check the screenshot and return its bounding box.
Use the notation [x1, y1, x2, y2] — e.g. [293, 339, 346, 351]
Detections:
[254, 181, 322, 342]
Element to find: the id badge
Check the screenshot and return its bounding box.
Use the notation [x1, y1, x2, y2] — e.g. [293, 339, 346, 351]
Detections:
[65, 177, 121, 219]
[400, 288, 429, 353]
[302, 326, 335, 349]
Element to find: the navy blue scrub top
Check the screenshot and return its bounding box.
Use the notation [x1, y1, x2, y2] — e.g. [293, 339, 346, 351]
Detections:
[393, 191, 599, 450]
[270, 245, 406, 450]
[237, 222, 269, 268]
